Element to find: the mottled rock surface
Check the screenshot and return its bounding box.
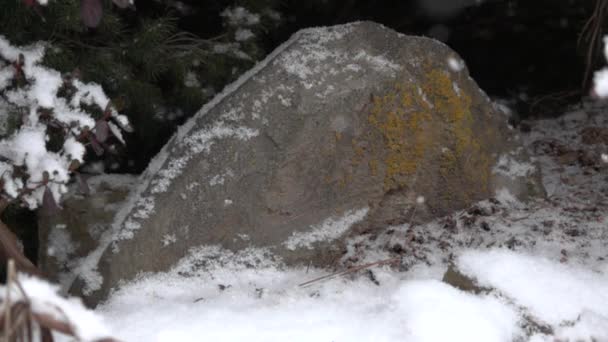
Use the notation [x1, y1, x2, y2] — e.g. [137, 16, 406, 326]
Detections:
[38, 175, 136, 287]
[70, 21, 543, 305]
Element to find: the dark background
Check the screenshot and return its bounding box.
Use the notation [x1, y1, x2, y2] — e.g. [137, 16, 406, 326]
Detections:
[169, 0, 593, 116]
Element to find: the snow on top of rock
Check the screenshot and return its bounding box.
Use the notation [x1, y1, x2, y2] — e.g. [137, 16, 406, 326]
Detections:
[493, 154, 536, 178]
[447, 56, 465, 72]
[353, 50, 401, 72]
[494, 187, 521, 206]
[147, 123, 258, 195]
[276, 24, 400, 90]
[285, 207, 369, 250]
[185, 123, 258, 154]
[209, 169, 234, 186]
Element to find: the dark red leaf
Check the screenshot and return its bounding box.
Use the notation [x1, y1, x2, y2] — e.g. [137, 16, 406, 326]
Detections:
[94, 119, 110, 142]
[41, 327, 54, 342]
[42, 187, 61, 214]
[22, 0, 35, 7]
[81, 0, 103, 28]
[89, 135, 105, 155]
[76, 173, 91, 196]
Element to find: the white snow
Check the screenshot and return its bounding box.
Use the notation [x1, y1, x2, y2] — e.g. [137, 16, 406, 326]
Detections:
[595, 36, 608, 97]
[459, 249, 608, 326]
[47, 226, 77, 264]
[89, 244, 608, 342]
[221, 7, 261, 27]
[235, 29, 255, 42]
[161, 234, 177, 247]
[493, 154, 536, 178]
[394, 280, 520, 342]
[353, 50, 402, 72]
[284, 207, 369, 250]
[447, 56, 465, 72]
[276, 25, 400, 90]
[94, 246, 522, 342]
[183, 71, 201, 88]
[593, 69, 608, 97]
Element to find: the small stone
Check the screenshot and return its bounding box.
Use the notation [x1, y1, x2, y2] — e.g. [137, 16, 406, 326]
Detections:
[391, 243, 405, 254]
[480, 221, 490, 231]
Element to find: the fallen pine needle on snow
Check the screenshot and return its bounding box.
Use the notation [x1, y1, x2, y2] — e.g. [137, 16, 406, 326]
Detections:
[298, 257, 400, 288]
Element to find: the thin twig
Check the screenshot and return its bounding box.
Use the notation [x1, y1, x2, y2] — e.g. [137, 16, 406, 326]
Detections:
[298, 257, 400, 288]
[579, 0, 608, 90]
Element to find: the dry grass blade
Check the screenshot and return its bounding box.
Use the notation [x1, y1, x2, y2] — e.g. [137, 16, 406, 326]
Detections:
[579, 0, 608, 90]
[0, 260, 122, 342]
[298, 257, 400, 288]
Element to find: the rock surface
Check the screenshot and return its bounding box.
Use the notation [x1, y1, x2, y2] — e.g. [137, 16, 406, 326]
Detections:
[70, 21, 543, 305]
[38, 175, 136, 288]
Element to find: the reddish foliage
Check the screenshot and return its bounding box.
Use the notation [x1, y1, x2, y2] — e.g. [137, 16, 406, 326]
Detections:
[81, 0, 103, 28]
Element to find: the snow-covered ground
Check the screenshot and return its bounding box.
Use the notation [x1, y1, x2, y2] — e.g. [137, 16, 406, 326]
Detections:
[38, 102, 608, 341]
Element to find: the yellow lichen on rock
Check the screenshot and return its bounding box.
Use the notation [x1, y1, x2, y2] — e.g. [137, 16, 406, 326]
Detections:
[365, 66, 493, 196]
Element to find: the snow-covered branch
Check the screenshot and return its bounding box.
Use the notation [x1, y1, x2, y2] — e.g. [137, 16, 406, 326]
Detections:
[0, 36, 130, 210]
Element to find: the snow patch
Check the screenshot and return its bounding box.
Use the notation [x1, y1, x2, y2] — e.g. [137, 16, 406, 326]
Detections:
[285, 207, 369, 250]
[47, 226, 77, 265]
[394, 280, 520, 342]
[458, 249, 608, 327]
[235, 29, 255, 42]
[276, 24, 399, 91]
[494, 187, 520, 205]
[353, 50, 401, 72]
[493, 154, 536, 178]
[97, 247, 521, 342]
[447, 56, 465, 72]
[162, 234, 177, 247]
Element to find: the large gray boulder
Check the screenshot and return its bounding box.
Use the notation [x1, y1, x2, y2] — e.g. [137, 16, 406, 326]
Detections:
[70, 21, 543, 305]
